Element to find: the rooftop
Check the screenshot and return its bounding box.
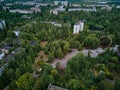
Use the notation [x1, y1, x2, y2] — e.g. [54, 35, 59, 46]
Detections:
[47, 84, 69, 90]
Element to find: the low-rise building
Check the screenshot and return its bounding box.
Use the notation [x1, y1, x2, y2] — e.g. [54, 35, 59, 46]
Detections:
[116, 6, 120, 8]
[50, 5, 65, 15]
[31, 7, 41, 13]
[68, 7, 96, 12]
[70, 4, 81, 7]
[73, 21, 84, 34]
[50, 9, 58, 15]
[0, 0, 4, 2]
[54, 1, 68, 6]
[101, 6, 112, 11]
[3, 6, 9, 11]
[9, 9, 33, 14]
[47, 84, 69, 90]
[40, 21, 62, 27]
[21, 1, 35, 6]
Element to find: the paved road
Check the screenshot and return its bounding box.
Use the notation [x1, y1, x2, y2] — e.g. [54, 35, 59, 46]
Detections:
[50, 45, 119, 69]
[51, 49, 79, 69]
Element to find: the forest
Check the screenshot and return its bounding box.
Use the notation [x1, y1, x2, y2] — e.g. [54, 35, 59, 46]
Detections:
[0, 1, 120, 90]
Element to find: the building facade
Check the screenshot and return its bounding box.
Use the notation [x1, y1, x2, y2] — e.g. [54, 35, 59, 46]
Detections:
[54, 1, 68, 6]
[73, 21, 84, 34]
[0, 20, 6, 30]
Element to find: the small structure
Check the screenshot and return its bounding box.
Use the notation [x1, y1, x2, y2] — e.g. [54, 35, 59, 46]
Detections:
[116, 6, 120, 9]
[0, 52, 5, 60]
[47, 84, 69, 90]
[73, 21, 84, 34]
[50, 9, 59, 15]
[0, 20, 6, 30]
[31, 7, 41, 13]
[0, 0, 4, 2]
[21, 1, 35, 6]
[3, 6, 9, 11]
[54, 1, 68, 6]
[50, 6, 65, 15]
[9, 9, 33, 14]
[70, 4, 81, 7]
[40, 21, 62, 27]
[13, 31, 20, 37]
[101, 6, 112, 11]
[1, 49, 9, 54]
[68, 7, 96, 12]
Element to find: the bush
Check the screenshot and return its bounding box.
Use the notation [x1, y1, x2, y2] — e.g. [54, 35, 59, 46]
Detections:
[84, 35, 99, 49]
[106, 72, 114, 80]
[110, 56, 118, 64]
[78, 44, 83, 51]
[100, 36, 112, 47]
[48, 53, 54, 62]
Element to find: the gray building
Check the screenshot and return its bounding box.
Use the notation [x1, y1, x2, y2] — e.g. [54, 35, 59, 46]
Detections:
[47, 84, 69, 90]
[0, 20, 6, 30]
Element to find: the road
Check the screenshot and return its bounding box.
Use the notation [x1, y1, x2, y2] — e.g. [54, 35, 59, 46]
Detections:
[51, 49, 79, 69]
[50, 45, 119, 69]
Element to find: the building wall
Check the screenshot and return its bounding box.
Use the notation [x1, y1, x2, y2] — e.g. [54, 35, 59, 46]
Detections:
[73, 25, 80, 34]
[73, 22, 84, 34]
[54, 1, 68, 6]
[79, 22, 84, 31]
[0, 21, 6, 30]
[0, 23, 3, 30]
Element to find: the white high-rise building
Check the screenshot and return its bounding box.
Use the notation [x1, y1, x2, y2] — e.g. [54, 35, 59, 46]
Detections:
[0, 20, 6, 30]
[73, 21, 84, 34]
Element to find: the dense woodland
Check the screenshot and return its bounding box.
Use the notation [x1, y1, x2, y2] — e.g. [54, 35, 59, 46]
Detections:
[0, 1, 120, 90]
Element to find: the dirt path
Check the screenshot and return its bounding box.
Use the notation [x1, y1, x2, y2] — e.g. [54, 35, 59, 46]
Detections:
[51, 49, 79, 69]
[50, 45, 119, 69]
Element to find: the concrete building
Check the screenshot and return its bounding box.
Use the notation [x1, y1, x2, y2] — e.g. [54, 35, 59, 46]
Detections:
[116, 6, 120, 8]
[54, 1, 68, 6]
[0, 52, 5, 60]
[21, 1, 35, 6]
[13, 31, 20, 37]
[70, 4, 81, 7]
[9, 9, 33, 14]
[47, 84, 69, 90]
[0, 20, 6, 30]
[3, 6, 9, 11]
[50, 9, 59, 15]
[101, 6, 112, 11]
[73, 21, 84, 34]
[68, 7, 96, 12]
[50, 6, 65, 15]
[40, 21, 62, 27]
[31, 7, 41, 13]
[0, 0, 4, 2]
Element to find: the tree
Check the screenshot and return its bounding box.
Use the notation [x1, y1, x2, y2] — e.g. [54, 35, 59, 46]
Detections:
[113, 79, 120, 90]
[56, 48, 63, 58]
[15, 68, 21, 79]
[48, 53, 54, 62]
[84, 34, 99, 49]
[16, 73, 35, 90]
[100, 36, 112, 47]
[66, 79, 81, 90]
[51, 69, 60, 81]
[63, 42, 70, 54]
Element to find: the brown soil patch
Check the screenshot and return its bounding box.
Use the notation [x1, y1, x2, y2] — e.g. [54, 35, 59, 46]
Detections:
[40, 41, 48, 48]
[35, 50, 48, 64]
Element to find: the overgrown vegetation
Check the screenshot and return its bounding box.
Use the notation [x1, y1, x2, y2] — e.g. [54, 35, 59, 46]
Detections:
[0, 1, 120, 90]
